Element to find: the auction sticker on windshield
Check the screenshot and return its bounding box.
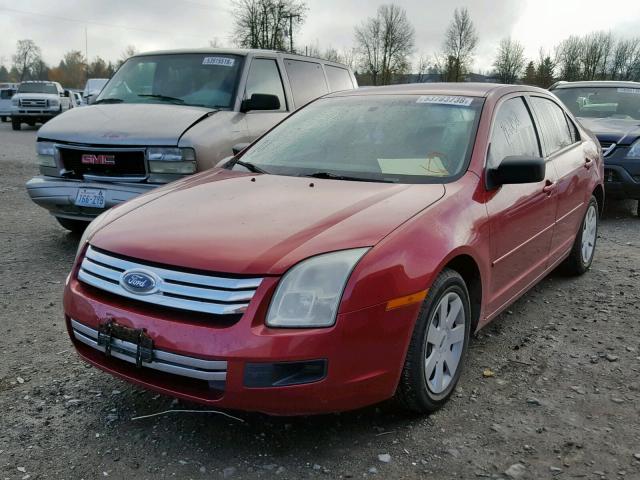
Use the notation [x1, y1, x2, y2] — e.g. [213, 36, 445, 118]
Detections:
[202, 57, 235, 67]
[75, 188, 106, 209]
[416, 95, 474, 106]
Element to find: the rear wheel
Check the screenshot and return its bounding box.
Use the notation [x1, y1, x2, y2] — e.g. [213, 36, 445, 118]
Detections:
[395, 269, 471, 413]
[11, 118, 20, 130]
[56, 217, 89, 234]
[561, 196, 598, 275]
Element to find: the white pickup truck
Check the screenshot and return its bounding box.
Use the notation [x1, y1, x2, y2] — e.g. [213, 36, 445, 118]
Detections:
[11, 81, 72, 130]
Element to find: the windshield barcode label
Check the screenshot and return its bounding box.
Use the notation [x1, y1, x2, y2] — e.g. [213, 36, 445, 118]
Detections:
[202, 57, 235, 67]
[416, 95, 473, 106]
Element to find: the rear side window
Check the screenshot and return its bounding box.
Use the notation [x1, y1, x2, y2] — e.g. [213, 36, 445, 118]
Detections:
[530, 97, 574, 155]
[284, 59, 329, 108]
[245, 58, 286, 111]
[325, 66, 353, 92]
[489, 97, 540, 168]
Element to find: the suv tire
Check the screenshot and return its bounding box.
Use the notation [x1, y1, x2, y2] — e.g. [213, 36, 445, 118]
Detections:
[56, 217, 89, 234]
[11, 118, 20, 130]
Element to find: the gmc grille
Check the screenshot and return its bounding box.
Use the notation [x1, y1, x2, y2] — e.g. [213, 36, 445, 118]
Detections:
[59, 146, 146, 180]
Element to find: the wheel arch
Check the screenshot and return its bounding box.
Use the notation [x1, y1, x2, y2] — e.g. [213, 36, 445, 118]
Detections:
[592, 184, 604, 215]
[442, 253, 483, 333]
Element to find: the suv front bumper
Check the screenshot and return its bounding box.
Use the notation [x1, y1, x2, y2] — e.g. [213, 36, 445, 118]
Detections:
[602, 146, 640, 200]
[26, 175, 157, 221]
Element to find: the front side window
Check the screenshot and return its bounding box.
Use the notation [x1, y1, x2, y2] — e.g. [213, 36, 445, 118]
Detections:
[244, 58, 286, 111]
[489, 97, 540, 168]
[18, 83, 58, 95]
[284, 59, 329, 107]
[235, 95, 483, 184]
[553, 86, 640, 120]
[530, 97, 573, 156]
[96, 54, 243, 109]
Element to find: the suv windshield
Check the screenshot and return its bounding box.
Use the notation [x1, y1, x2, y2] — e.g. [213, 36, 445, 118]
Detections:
[18, 83, 57, 94]
[96, 53, 243, 109]
[554, 86, 640, 120]
[235, 95, 483, 184]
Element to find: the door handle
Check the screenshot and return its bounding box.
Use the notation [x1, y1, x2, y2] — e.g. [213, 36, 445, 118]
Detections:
[542, 180, 555, 195]
[584, 158, 593, 170]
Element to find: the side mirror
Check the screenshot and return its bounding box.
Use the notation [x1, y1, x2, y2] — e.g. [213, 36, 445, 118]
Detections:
[232, 143, 250, 155]
[86, 93, 98, 105]
[487, 156, 545, 189]
[240, 93, 280, 113]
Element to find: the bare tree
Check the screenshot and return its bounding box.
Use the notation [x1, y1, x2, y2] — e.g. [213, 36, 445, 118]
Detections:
[493, 37, 525, 84]
[555, 36, 583, 81]
[581, 31, 613, 80]
[440, 7, 478, 82]
[232, 0, 307, 52]
[118, 45, 138, 67]
[12, 39, 42, 81]
[415, 54, 430, 83]
[354, 4, 414, 85]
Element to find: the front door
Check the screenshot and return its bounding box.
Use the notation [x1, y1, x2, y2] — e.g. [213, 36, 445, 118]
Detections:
[243, 57, 290, 139]
[484, 95, 558, 317]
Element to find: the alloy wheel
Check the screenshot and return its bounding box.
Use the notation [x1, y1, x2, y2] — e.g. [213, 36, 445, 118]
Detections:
[581, 204, 597, 264]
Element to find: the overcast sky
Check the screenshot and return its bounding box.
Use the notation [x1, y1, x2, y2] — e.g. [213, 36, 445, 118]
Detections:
[1, 0, 639, 73]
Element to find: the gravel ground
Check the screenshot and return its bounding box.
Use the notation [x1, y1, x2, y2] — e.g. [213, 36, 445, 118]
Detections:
[1, 122, 639, 480]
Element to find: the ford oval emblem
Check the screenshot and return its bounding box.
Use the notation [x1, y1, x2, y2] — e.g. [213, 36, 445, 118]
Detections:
[120, 270, 158, 295]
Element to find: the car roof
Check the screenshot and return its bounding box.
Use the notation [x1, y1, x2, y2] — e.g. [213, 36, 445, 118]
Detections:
[551, 80, 640, 89]
[327, 82, 549, 98]
[130, 48, 352, 69]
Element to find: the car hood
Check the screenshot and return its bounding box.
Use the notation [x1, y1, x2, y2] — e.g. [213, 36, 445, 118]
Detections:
[578, 117, 640, 145]
[37, 103, 216, 146]
[90, 170, 445, 275]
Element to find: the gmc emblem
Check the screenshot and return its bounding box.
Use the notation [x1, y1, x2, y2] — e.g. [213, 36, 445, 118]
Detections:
[81, 154, 115, 165]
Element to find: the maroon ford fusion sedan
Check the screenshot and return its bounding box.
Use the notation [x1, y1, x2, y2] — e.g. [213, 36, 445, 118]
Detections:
[63, 84, 603, 415]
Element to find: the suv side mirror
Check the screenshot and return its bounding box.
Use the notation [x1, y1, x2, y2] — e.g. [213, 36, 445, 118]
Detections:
[241, 93, 280, 113]
[487, 156, 545, 189]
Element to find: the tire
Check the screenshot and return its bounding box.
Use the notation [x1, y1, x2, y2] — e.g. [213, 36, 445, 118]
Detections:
[561, 195, 599, 275]
[395, 269, 471, 413]
[56, 217, 89, 234]
[0, 116, 6, 122]
[11, 118, 20, 130]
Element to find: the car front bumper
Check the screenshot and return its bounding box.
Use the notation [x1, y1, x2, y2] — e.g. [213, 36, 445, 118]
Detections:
[63, 272, 419, 415]
[602, 146, 640, 200]
[26, 175, 157, 221]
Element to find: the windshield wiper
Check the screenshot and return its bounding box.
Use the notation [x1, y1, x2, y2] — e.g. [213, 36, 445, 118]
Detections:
[233, 159, 269, 174]
[138, 94, 185, 104]
[95, 98, 124, 104]
[303, 171, 394, 183]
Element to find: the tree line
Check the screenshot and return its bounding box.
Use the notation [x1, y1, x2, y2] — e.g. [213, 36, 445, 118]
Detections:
[2, 1, 640, 89]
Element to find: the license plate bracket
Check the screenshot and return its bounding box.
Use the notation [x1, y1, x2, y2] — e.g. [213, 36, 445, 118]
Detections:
[97, 318, 153, 367]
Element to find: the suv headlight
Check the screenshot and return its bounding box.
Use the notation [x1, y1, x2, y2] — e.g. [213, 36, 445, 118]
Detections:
[36, 141, 57, 167]
[266, 248, 369, 328]
[147, 147, 196, 174]
[627, 139, 640, 159]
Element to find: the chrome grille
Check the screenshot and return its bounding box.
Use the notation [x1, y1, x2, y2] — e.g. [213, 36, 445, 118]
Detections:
[71, 319, 227, 381]
[19, 98, 47, 107]
[78, 246, 263, 315]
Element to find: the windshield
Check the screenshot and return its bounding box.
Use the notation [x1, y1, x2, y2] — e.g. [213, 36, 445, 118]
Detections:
[96, 53, 243, 109]
[18, 83, 57, 94]
[234, 95, 483, 184]
[554, 86, 640, 120]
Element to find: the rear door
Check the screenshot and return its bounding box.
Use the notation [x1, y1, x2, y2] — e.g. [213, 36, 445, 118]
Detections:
[528, 95, 590, 262]
[485, 95, 558, 316]
[243, 57, 290, 138]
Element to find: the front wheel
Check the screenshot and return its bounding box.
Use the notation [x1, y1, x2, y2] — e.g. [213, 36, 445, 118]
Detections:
[0, 116, 6, 122]
[11, 118, 20, 130]
[395, 269, 471, 413]
[56, 217, 89, 234]
[561, 196, 599, 275]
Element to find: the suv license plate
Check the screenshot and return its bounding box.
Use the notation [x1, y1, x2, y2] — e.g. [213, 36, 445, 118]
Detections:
[75, 188, 106, 208]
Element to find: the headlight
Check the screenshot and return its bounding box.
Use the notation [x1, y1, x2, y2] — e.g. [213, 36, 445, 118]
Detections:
[11, 98, 18, 106]
[266, 248, 369, 328]
[48, 99, 60, 107]
[147, 147, 196, 174]
[75, 210, 111, 261]
[36, 141, 57, 167]
[627, 139, 640, 159]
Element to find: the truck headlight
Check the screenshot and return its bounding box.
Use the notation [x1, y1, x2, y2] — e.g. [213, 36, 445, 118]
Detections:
[627, 139, 640, 159]
[36, 141, 57, 167]
[147, 147, 196, 174]
[266, 248, 369, 328]
[11, 98, 18, 106]
[48, 99, 60, 107]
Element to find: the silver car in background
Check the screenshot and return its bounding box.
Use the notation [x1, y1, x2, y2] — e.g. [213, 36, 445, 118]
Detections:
[26, 48, 357, 232]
